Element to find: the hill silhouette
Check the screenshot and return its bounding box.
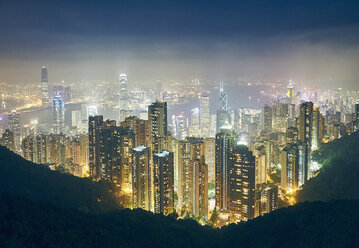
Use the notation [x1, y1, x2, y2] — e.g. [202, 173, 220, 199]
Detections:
[297, 131, 359, 202]
[0, 192, 358, 248]
[0, 143, 359, 247]
[0, 145, 120, 213]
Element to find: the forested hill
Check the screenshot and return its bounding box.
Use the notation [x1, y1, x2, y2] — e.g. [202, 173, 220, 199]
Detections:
[297, 131, 359, 202]
[1, 192, 358, 247]
[0, 146, 120, 213]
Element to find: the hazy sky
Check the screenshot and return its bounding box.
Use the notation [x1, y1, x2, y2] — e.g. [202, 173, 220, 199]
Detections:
[1, 0, 359, 87]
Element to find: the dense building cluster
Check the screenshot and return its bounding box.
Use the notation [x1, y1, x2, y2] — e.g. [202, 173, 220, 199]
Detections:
[1, 67, 359, 226]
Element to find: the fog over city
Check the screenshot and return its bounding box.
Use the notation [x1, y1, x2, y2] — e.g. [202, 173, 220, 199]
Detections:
[1, 0, 359, 87]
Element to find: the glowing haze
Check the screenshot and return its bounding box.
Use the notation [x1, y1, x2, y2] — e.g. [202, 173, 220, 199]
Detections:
[0, 0, 359, 87]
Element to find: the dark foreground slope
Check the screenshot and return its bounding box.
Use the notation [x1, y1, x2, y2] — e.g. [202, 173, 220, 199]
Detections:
[0, 146, 119, 213]
[297, 131, 359, 202]
[1, 192, 358, 248]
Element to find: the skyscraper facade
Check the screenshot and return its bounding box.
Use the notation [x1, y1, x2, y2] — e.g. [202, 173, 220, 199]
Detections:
[132, 145, 152, 211]
[148, 101, 167, 155]
[153, 150, 174, 215]
[200, 94, 210, 138]
[41, 66, 49, 104]
[52, 94, 65, 135]
[8, 110, 21, 152]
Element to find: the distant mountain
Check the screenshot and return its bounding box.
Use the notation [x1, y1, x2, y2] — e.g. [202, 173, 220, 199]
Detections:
[297, 131, 359, 202]
[0, 145, 120, 213]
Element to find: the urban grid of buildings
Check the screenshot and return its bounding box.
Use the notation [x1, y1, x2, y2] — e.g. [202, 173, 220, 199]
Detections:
[1, 67, 359, 226]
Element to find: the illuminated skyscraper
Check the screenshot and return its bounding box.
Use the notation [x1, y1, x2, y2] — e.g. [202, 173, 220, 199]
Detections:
[132, 145, 152, 211]
[255, 185, 278, 217]
[177, 137, 208, 219]
[189, 108, 200, 137]
[1, 129, 14, 151]
[173, 113, 188, 140]
[148, 101, 167, 155]
[8, 110, 21, 152]
[228, 145, 255, 221]
[272, 102, 288, 133]
[280, 144, 299, 191]
[89, 115, 103, 180]
[298, 102, 313, 180]
[216, 84, 231, 133]
[261, 104, 272, 133]
[98, 120, 121, 182]
[41, 66, 49, 104]
[52, 94, 65, 135]
[215, 127, 236, 210]
[119, 73, 131, 121]
[219, 82, 227, 111]
[153, 150, 174, 215]
[200, 94, 211, 138]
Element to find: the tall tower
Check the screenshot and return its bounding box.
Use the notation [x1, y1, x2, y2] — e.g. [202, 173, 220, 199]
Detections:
[148, 101, 167, 155]
[8, 110, 21, 152]
[200, 94, 210, 138]
[119, 73, 131, 121]
[52, 94, 65, 134]
[215, 127, 236, 210]
[298, 102, 313, 181]
[219, 82, 228, 111]
[41, 66, 49, 104]
[153, 150, 174, 215]
[261, 104, 272, 133]
[216, 83, 231, 134]
[89, 116, 103, 180]
[132, 145, 152, 211]
[189, 108, 200, 137]
[228, 145, 256, 221]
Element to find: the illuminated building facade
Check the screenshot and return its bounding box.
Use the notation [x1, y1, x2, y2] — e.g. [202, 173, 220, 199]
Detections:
[153, 150, 174, 215]
[228, 145, 255, 221]
[132, 145, 152, 211]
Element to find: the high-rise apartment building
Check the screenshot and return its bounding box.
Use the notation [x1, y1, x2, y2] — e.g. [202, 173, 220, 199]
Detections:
[148, 101, 167, 155]
[228, 145, 256, 222]
[132, 145, 152, 211]
[200, 94, 211, 138]
[215, 127, 236, 210]
[153, 150, 174, 215]
[8, 110, 21, 152]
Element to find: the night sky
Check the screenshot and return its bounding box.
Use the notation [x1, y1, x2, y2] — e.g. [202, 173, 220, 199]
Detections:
[1, 0, 359, 86]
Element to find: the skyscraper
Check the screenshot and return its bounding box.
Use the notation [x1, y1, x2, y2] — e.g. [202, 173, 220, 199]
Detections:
[52, 94, 65, 135]
[119, 73, 131, 121]
[153, 150, 174, 215]
[216, 84, 231, 134]
[298, 102, 313, 181]
[228, 145, 256, 222]
[89, 115, 103, 180]
[148, 101, 167, 155]
[219, 82, 228, 111]
[132, 145, 152, 211]
[8, 110, 20, 152]
[177, 137, 208, 219]
[200, 94, 211, 138]
[261, 104, 272, 133]
[280, 144, 299, 191]
[0, 129, 14, 151]
[189, 108, 200, 137]
[215, 127, 236, 210]
[41, 66, 49, 104]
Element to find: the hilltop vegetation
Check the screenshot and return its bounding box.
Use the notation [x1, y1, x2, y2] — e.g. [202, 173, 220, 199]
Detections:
[297, 131, 359, 202]
[0, 146, 120, 213]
